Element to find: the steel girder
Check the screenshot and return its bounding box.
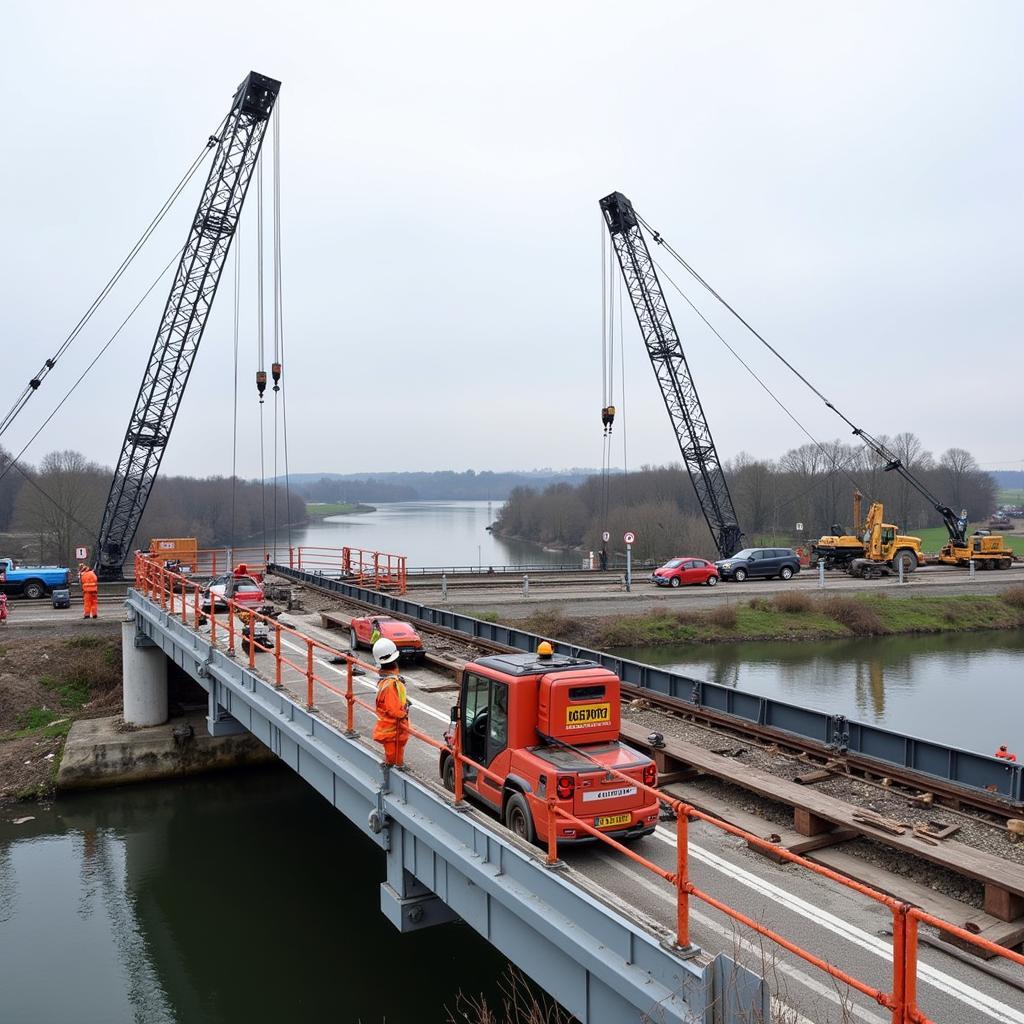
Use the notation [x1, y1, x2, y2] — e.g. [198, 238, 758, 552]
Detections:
[600, 191, 742, 559]
[96, 72, 280, 579]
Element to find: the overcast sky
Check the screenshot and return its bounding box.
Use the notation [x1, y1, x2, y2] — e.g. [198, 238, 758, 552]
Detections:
[2, 1, 1021, 481]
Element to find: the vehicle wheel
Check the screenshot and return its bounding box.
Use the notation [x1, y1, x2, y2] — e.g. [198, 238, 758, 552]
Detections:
[1000, 559, 1012, 570]
[706, 575, 718, 587]
[23, 580, 45, 600]
[893, 550, 918, 574]
[442, 755, 456, 793]
[504, 793, 536, 844]
[349, 627, 359, 650]
[733, 568, 747, 582]
[779, 566, 794, 581]
[669, 576, 681, 588]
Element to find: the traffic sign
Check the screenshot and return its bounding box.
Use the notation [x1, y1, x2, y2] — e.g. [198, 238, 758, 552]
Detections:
[601, 531, 610, 543]
[75, 546, 88, 561]
[623, 531, 635, 545]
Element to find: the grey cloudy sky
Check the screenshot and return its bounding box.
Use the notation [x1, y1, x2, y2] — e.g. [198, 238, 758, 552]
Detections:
[2, 1, 1021, 480]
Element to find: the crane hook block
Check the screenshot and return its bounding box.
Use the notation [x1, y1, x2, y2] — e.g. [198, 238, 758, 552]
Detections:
[271, 362, 281, 391]
[601, 405, 616, 435]
[256, 370, 267, 401]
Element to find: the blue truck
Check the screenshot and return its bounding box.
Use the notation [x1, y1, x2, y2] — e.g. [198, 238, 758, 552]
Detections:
[0, 557, 70, 599]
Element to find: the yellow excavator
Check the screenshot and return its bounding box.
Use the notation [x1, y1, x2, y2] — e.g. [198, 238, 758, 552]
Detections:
[811, 492, 924, 578]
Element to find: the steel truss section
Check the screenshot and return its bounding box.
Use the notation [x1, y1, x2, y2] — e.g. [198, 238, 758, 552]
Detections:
[96, 72, 280, 579]
[600, 191, 742, 559]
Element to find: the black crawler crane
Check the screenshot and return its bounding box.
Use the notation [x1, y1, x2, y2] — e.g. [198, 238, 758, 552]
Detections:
[95, 72, 280, 580]
[600, 191, 742, 559]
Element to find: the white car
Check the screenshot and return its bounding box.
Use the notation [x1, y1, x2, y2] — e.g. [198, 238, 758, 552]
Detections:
[200, 574, 265, 613]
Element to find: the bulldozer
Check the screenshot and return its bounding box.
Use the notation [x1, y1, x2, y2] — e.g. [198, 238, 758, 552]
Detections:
[811, 492, 924, 578]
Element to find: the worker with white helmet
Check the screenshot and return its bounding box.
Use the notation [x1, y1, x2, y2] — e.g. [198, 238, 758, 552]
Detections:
[372, 637, 411, 769]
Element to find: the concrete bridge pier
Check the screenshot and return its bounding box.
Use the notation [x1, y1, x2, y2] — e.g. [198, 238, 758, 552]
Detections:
[122, 620, 168, 727]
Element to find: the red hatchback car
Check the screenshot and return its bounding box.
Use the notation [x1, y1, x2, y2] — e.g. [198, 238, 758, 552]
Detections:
[651, 557, 719, 588]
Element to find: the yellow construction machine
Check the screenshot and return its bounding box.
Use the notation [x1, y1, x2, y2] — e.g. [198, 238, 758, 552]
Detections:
[811, 492, 924, 578]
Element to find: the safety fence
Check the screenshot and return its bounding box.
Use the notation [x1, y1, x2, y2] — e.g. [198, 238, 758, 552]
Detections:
[272, 566, 1023, 803]
[288, 546, 407, 594]
[133, 551, 1024, 1022]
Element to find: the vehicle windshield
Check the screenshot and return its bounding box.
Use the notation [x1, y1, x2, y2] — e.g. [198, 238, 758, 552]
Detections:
[728, 549, 756, 560]
[662, 559, 683, 569]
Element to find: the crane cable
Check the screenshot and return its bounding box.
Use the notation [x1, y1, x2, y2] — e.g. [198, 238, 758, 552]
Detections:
[256, 152, 268, 564]
[274, 97, 293, 553]
[271, 100, 283, 563]
[0, 123, 224, 445]
[229, 220, 242, 559]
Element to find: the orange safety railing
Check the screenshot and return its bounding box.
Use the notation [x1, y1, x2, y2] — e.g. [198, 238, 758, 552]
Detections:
[132, 551, 1024, 1023]
[289, 545, 407, 595]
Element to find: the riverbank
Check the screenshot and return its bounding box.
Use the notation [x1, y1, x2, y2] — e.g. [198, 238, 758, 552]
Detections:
[0, 626, 122, 804]
[521, 587, 1024, 648]
[305, 501, 376, 518]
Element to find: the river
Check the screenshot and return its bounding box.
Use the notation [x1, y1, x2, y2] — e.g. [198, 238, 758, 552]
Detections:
[616, 629, 1024, 755]
[272, 499, 571, 569]
[0, 767, 508, 1024]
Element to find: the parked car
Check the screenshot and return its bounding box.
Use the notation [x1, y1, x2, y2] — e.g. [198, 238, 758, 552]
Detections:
[201, 573, 265, 612]
[349, 615, 425, 663]
[651, 557, 719, 588]
[714, 547, 801, 582]
[0, 557, 70, 599]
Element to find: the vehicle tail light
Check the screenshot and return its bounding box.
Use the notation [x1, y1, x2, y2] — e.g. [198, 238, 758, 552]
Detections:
[642, 763, 657, 788]
[556, 775, 575, 800]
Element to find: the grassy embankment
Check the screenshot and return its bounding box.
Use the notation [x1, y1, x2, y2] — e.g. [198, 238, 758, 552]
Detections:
[512, 587, 1024, 649]
[305, 501, 376, 519]
[0, 633, 122, 803]
[998, 488, 1024, 505]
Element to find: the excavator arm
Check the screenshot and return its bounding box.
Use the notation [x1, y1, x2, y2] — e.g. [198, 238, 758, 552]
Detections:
[600, 192, 742, 559]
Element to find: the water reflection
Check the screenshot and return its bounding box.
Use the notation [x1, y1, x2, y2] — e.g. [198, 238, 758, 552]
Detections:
[0, 766, 508, 1023]
[616, 630, 1024, 754]
[274, 500, 571, 569]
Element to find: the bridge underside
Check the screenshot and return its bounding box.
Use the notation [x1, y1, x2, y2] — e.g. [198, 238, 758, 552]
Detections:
[126, 590, 769, 1024]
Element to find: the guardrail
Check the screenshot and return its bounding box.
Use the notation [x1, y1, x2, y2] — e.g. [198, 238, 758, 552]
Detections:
[287, 546, 407, 594]
[272, 564, 1024, 805]
[137, 553, 1024, 1023]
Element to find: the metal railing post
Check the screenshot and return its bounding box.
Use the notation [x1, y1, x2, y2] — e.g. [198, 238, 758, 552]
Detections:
[180, 578, 188, 625]
[890, 904, 907, 1024]
[453, 739, 465, 804]
[819, 560, 826, 588]
[274, 623, 282, 686]
[441, 574, 448, 602]
[345, 657, 355, 734]
[227, 602, 236, 657]
[546, 794, 558, 864]
[522, 574, 529, 597]
[306, 642, 315, 710]
[676, 804, 690, 948]
[904, 914, 919, 1024]
[209, 596, 217, 646]
[192, 585, 200, 629]
[248, 615, 257, 668]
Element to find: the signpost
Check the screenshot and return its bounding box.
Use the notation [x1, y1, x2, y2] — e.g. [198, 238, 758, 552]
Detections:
[75, 546, 88, 562]
[623, 531, 636, 592]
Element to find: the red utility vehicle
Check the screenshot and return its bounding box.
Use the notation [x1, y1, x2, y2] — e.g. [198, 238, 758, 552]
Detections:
[651, 557, 719, 588]
[349, 615, 425, 663]
[201, 573, 264, 613]
[440, 650, 660, 846]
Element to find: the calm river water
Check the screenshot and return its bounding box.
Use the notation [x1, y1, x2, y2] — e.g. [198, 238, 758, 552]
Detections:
[617, 629, 1024, 756]
[272, 499, 570, 569]
[0, 767, 508, 1024]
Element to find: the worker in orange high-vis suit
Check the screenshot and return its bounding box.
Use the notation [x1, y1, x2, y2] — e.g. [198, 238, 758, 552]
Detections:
[372, 637, 410, 769]
[79, 564, 99, 619]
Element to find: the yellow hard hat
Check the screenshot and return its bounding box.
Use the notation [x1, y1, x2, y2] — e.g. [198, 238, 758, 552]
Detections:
[537, 641, 554, 657]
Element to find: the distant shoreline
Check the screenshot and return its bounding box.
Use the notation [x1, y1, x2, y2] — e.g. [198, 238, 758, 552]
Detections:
[305, 502, 376, 519]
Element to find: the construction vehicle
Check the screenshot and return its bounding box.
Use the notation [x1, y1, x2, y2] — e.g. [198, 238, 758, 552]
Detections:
[94, 72, 280, 579]
[440, 648, 660, 847]
[811, 492, 924, 578]
[600, 192, 742, 559]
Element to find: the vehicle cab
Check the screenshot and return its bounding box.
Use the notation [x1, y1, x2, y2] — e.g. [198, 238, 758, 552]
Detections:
[441, 649, 660, 847]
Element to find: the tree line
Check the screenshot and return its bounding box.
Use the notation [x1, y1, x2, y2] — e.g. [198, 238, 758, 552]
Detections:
[0, 447, 307, 567]
[492, 435, 996, 562]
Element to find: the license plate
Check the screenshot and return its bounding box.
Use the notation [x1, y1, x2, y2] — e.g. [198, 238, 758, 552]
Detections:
[595, 812, 632, 829]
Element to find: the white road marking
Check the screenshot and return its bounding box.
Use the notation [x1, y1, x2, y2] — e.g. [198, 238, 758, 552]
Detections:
[597, 853, 885, 1024]
[652, 826, 1024, 1024]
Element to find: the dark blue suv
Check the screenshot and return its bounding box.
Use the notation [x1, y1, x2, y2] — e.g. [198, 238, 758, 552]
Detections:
[714, 547, 800, 582]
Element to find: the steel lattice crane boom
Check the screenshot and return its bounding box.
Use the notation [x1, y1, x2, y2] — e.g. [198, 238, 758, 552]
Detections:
[95, 72, 280, 580]
[600, 191, 742, 558]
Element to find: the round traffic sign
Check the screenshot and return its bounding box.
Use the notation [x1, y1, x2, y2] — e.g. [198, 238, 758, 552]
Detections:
[602, 531, 610, 543]
[623, 531, 635, 545]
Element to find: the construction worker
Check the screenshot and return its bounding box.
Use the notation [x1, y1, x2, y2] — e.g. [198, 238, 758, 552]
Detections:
[372, 637, 410, 769]
[995, 744, 1018, 762]
[369, 618, 382, 644]
[0, 592, 8, 626]
[233, 562, 248, 579]
[79, 563, 99, 619]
